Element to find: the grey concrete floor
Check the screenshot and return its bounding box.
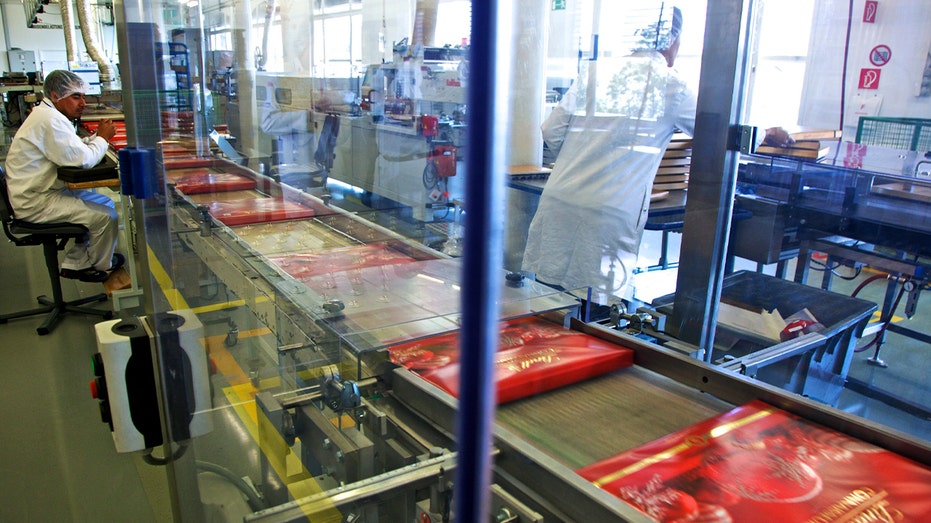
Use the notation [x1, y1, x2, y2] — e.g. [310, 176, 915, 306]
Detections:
[0, 236, 170, 522]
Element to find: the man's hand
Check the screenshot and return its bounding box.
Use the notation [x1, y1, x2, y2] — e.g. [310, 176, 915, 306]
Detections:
[97, 118, 117, 143]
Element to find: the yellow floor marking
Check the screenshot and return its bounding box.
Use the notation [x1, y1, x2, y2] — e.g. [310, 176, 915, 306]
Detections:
[192, 299, 247, 314]
[148, 247, 341, 518]
[870, 311, 903, 323]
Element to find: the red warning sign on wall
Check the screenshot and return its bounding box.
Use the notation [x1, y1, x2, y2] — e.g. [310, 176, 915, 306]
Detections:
[863, 1, 878, 23]
[859, 68, 881, 89]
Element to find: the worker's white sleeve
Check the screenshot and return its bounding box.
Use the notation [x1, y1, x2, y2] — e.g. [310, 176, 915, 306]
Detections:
[42, 116, 109, 168]
[673, 83, 697, 137]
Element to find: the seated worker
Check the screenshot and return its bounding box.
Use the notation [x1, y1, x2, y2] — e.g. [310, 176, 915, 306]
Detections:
[4, 69, 123, 283]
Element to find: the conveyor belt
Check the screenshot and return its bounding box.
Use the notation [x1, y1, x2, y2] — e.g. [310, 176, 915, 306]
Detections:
[497, 365, 731, 469]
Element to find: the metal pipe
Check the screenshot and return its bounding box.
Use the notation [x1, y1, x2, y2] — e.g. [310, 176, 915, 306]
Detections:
[256, 0, 276, 70]
[75, 0, 114, 84]
[456, 0, 511, 521]
[670, 0, 753, 358]
[59, 0, 79, 62]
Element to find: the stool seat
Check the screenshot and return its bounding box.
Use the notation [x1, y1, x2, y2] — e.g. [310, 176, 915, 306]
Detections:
[0, 169, 113, 335]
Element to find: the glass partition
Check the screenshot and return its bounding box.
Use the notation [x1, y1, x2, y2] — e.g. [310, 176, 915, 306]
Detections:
[104, 0, 931, 521]
[114, 0, 588, 520]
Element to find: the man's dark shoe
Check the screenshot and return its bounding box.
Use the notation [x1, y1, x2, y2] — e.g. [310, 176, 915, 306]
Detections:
[60, 267, 110, 283]
[109, 253, 125, 272]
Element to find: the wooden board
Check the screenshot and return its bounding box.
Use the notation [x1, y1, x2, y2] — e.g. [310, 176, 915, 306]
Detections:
[653, 182, 689, 191]
[508, 164, 552, 176]
[872, 182, 931, 204]
[662, 149, 692, 159]
[654, 174, 689, 184]
[656, 166, 690, 176]
[660, 157, 692, 167]
[785, 126, 842, 141]
[755, 144, 829, 159]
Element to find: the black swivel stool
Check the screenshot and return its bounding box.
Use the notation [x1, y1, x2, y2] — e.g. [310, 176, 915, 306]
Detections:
[0, 168, 113, 335]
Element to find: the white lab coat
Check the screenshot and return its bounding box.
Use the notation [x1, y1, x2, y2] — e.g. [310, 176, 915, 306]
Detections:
[260, 83, 315, 169]
[522, 53, 696, 300]
[5, 99, 118, 272]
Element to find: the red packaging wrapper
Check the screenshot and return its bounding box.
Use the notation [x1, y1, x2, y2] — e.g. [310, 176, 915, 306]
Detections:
[207, 197, 315, 226]
[389, 317, 634, 403]
[164, 157, 215, 170]
[269, 244, 416, 280]
[82, 121, 125, 132]
[577, 400, 931, 522]
[172, 172, 257, 194]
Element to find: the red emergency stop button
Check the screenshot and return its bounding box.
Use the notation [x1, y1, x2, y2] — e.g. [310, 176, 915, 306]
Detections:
[90, 379, 99, 399]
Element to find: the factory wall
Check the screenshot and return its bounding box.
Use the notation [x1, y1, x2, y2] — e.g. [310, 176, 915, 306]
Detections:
[0, 1, 117, 78]
[800, 0, 931, 135]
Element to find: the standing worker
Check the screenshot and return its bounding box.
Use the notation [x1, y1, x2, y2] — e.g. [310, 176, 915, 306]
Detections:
[4, 69, 123, 283]
[523, 6, 693, 303]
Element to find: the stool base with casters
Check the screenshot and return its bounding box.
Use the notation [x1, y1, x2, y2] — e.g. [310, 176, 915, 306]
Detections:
[0, 170, 113, 335]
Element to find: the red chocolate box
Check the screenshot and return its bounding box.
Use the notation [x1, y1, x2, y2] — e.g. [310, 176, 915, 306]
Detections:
[577, 400, 931, 522]
[207, 197, 316, 226]
[389, 317, 634, 403]
[269, 244, 416, 280]
[172, 172, 257, 195]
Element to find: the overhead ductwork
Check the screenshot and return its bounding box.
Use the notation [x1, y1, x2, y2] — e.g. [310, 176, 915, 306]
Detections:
[412, 0, 438, 49]
[58, 0, 79, 62]
[75, 0, 114, 84]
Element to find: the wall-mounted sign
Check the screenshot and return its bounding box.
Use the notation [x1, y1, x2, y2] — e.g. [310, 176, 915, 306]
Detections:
[553, 0, 566, 10]
[859, 68, 882, 89]
[870, 45, 892, 67]
[863, 1, 878, 23]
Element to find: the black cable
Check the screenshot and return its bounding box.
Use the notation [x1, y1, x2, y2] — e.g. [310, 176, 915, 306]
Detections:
[141, 442, 188, 466]
[830, 0, 855, 166]
[196, 461, 267, 512]
[835, 265, 862, 281]
[808, 258, 861, 280]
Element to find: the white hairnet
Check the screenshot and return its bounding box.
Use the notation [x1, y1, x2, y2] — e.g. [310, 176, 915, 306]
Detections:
[43, 69, 88, 101]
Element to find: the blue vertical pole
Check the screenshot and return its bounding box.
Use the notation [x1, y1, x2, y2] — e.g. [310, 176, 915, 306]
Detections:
[455, 0, 509, 521]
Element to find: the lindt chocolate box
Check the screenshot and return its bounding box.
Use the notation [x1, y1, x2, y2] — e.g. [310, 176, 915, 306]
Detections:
[577, 400, 931, 522]
[389, 317, 634, 404]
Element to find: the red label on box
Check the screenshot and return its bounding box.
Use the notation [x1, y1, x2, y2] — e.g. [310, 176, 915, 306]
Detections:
[859, 68, 881, 89]
[577, 400, 931, 522]
[389, 317, 634, 403]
